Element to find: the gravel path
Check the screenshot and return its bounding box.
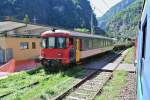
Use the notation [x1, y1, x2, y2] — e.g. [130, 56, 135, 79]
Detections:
[118, 73, 136, 100]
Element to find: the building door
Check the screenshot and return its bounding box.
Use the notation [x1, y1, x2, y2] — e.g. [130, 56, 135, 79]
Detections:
[0, 49, 5, 64]
[6, 48, 13, 62]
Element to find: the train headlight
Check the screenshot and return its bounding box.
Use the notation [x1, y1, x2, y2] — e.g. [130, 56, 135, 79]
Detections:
[57, 53, 63, 57]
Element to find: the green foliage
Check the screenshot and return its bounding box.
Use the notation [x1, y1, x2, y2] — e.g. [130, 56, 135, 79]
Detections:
[74, 28, 90, 33]
[95, 70, 128, 100]
[98, 0, 135, 30]
[106, 0, 143, 39]
[0, 66, 86, 99]
[123, 47, 135, 64]
[23, 14, 30, 26]
[0, 0, 97, 30]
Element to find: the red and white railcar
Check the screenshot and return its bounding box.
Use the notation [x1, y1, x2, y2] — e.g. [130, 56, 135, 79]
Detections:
[40, 30, 114, 67]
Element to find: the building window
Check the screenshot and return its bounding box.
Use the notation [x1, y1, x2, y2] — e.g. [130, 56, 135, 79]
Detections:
[32, 42, 36, 49]
[20, 42, 29, 49]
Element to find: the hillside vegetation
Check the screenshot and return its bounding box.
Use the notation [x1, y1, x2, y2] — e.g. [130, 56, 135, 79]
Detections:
[106, 0, 143, 38]
[0, 0, 97, 30]
[98, 0, 135, 30]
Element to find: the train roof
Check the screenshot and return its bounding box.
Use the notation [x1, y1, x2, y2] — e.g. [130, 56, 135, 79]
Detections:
[41, 30, 113, 40]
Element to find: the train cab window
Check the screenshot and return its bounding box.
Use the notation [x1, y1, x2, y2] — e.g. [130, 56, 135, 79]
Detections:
[46, 37, 66, 49]
[41, 38, 47, 48]
[56, 37, 66, 48]
[48, 37, 55, 48]
[142, 20, 147, 59]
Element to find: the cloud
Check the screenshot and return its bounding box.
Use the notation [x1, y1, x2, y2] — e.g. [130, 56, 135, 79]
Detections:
[90, 0, 122, 17]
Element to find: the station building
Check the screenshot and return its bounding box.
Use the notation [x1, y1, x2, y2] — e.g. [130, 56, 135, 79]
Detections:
[0, 21, 50, 64]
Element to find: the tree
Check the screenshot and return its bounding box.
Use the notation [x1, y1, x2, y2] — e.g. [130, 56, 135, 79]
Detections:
[74, 28, 90, 33]
[23, 14, 30, 26]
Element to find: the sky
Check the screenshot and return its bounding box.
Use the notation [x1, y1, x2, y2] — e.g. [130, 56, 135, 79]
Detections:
[90, 0, 122, 17]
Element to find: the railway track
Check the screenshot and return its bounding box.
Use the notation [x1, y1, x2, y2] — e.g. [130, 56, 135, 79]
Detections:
[53, 50, 128, 100]
[65, 71, 112, 100]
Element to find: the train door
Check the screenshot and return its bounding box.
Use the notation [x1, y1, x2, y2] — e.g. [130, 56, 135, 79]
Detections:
[76, 38, 80, 62]
[138, 14, 149, 100]
[69, 38, 76, 63]
[142, 5, 150, 99]
[140, 19, 147, 97]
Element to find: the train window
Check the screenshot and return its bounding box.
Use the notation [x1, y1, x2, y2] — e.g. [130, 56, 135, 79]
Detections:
[108, 40, 110, 46]
[89, 39, 93, 49]
[81, 38, 89, 50]
[104, 40, 106, 47]
[106, 40, 108, 46]
[46, 37, 66, 49]
[139, 21, 141, 29]
[142, 19, 147, 58]
[99, 39, 101, 48]
[42, 38, 47, 48]
[56, 37, 66, 48]
[48, 37, 55, 48]
[101, 39, 103, 47]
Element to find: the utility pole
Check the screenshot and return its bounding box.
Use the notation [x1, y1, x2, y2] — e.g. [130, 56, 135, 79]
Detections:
[32, 16, 39, 24]
[91, 13, 94, 35]
[91, 7, 95, 35]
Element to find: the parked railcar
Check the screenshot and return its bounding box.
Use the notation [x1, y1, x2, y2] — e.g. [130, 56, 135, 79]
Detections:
[40, 30, 114, 67]
[136, 0, 150, 100]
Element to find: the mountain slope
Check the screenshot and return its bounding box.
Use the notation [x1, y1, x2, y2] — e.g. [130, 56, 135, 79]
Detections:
[98, 0, 135, 30]
[106, 0, 143, 38]
[0, 0, 97, 30]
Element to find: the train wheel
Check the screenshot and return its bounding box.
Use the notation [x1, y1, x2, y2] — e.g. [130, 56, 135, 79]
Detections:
[41, 59, 49, 67]
[41, 59, 52, 72]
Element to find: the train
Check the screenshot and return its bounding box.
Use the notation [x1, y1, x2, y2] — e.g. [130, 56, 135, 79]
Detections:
[39, 30, 115, 68]
[136, 0, 150, 100]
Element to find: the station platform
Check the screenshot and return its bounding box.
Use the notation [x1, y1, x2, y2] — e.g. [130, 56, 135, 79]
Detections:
[100, 63, 118, 71]
[85, 50, 131, 72]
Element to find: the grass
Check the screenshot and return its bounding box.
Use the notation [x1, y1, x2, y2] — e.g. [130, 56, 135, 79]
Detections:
[95, 70, 128, 100]
[123, 47, 135, 64]
[0, 66, 86, 100]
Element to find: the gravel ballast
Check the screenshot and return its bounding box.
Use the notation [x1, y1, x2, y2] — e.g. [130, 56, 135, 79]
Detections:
[118, 73, 136, 100]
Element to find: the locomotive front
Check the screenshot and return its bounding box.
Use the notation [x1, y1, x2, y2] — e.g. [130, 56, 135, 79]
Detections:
[40, 32, 72, 67]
